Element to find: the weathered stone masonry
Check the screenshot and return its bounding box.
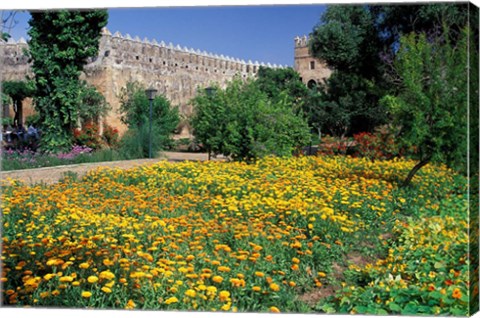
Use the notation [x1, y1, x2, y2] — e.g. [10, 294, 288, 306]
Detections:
[1, 29, 330, 137]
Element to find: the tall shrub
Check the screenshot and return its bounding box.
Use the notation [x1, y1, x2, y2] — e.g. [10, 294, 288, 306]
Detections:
[191, 79, 310, 162]
[381, 27, 469, 186]
[28, 10, 108, 152]
[118, 82, 180, 158]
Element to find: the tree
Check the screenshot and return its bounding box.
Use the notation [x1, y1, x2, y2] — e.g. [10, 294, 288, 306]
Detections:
[308, 3, 471, 138]
[118, 82, 180, 158]
[381, 27, 469, 186]
[2, 80, 35, 127]
[309, 5, 387, 137]
[191, 78, 310, 162]
[256, 66, 308, 110]
[28, 10, 108, 152]
[77, 81, 110, 126]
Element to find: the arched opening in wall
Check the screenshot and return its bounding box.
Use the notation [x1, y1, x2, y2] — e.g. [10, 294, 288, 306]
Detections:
[104, 50, 110, 57]
[135, 56, 139, 60]
[307, 79, 317, 89]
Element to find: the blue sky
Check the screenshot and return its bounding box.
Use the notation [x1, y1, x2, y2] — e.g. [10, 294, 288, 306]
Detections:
[5, 5, 328, 66]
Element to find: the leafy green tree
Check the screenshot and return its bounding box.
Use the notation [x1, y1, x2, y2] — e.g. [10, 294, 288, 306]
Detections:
[371, 3, 469, 55]
[191, 78, 310, 162]
[2, 80, 35, 126]
[77, 81, 110, 125]
[256, 66, 307, 109]
[309, 5, 387, 137]
[381, 27, 469, 186]
[118, 82, 180, 158]
[308, 3, 470, 138]
[28, 10, 108, 152]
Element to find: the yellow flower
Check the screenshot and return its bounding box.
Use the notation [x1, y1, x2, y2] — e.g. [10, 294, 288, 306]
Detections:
[40, 291, 50, 299]
[270, 283, 280, 292]
[185, 289, 196, 298]
[317, 272, 327, 278]
[125, 299, 136, 309]
[218, 266, 231, 272]
[252, 286, 261, 292]
[270, 306, 281, 313]
[99, 270, 115, 280]
[255, 271, 264, 277]
[292, 257, 300, 264]
[165, 296, 179, 305]
[79, 262, 90, 269]
[105, 280, 115, 288]
[219, 290, 230, 302]
[59, 276, 74, 283]
[212, 275, 223, 283]
[81, 291, 92, 298]
[87, 276, 99, 283]
[101, 287, 112, 293]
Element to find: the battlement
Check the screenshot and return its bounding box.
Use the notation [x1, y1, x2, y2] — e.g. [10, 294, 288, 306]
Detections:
[294, 35, 309, 48]
[2, 28, 288, 72]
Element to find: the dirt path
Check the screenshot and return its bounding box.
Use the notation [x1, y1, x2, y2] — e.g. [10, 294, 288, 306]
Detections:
[1, 151, 224, 185]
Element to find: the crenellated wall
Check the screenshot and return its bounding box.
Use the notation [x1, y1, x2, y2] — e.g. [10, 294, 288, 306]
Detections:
[1, 28, 288, 136]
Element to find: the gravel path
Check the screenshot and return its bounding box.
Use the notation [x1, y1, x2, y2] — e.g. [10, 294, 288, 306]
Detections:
[1, 152, 224, 185]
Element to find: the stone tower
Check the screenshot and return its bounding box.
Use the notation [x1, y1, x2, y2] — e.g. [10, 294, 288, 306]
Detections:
[294, 35, 331, 88]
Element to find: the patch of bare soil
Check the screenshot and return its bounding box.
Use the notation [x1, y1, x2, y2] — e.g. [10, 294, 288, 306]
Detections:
[298, 285, 337, 307]
[347, 251, 373, 267]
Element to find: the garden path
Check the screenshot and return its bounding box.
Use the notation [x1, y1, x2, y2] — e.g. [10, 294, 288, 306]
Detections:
[1, 151, 226, 185]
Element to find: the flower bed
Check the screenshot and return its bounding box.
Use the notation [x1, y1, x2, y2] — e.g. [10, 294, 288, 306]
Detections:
[1, 156, 470, 314]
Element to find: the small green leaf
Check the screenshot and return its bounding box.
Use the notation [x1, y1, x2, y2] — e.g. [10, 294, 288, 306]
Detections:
[388, 302, 402, 312]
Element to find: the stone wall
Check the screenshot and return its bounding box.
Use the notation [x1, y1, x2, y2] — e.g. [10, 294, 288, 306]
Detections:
[294, 35, 332, 89]
[1, 28, 288, 136]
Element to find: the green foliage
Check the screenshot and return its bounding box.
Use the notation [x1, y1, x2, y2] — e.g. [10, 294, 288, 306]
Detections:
[309, 5, 387, 137]
[25, 113, 41, 126]
[72, 122, 102, 150]
[28, 10, 108, 152]
[372, 3, 469, 53]
[77, 81, 110, 125]
[312, 72, 386, 137]
[310, 5, 380, 75]
[2, 80, 35, 102]
[381, 27, 469, 184]
[191, 78, 310, 162]
[102, 122, 120, 149]
[118, 82, 180, 158]
[256, 66, 307, 110]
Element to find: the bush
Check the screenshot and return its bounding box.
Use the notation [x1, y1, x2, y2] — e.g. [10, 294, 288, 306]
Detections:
[191, 78, 310, 162]
[119, 124, 171, 159]
[72, 122, 102, 150]
[351, 126, 403, 161]
[118, 82, 180, 158]
[317, 135, 355, 156]
[102, 122, 120, 149]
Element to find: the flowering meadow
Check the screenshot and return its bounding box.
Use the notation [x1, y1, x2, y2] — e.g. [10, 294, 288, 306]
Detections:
[1, 156, 471, 314]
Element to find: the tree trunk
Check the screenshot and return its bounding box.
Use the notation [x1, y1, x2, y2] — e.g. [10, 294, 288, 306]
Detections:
[403, 157, 431, 187]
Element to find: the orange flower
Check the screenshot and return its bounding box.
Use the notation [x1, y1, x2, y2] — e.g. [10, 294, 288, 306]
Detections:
[270, 306, 281, 313]
[269, 283, 280, 292]
[452, 288, 462, 299]
[212, 275, 223, 283]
